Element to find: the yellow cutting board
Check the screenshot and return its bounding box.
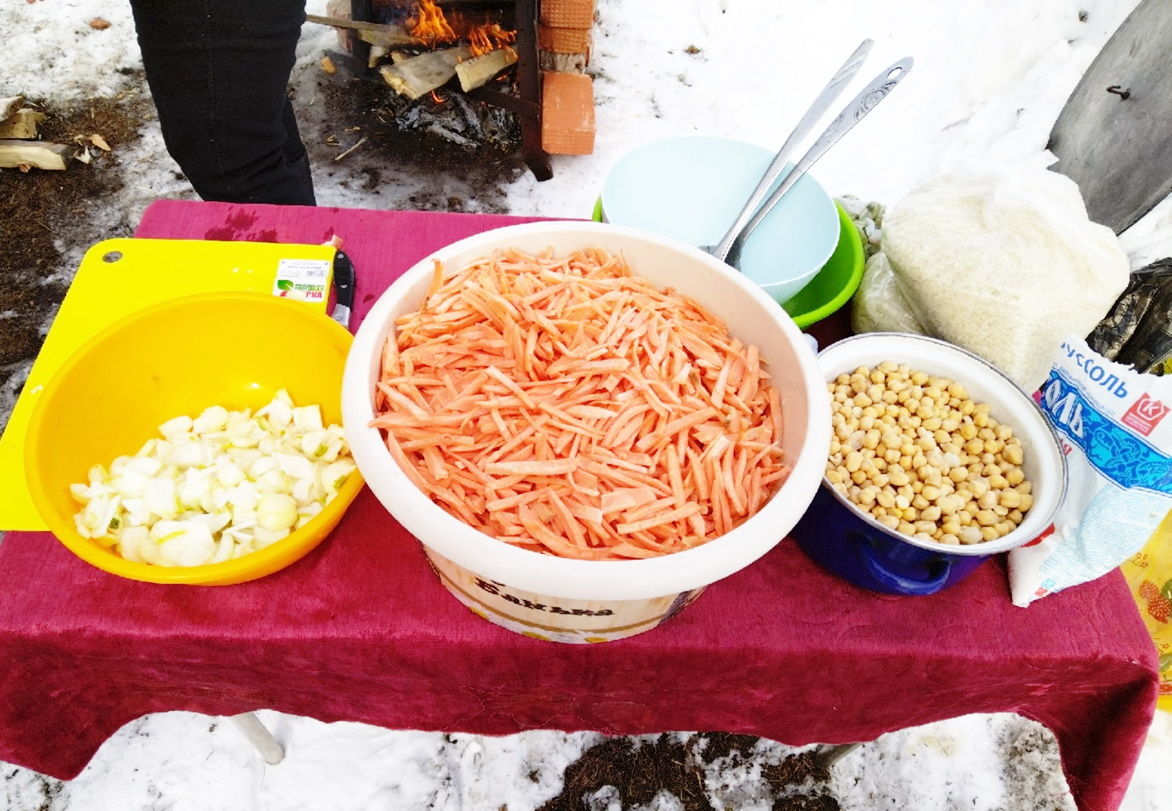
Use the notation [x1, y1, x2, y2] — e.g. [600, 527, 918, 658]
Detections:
[0, 238, 336, 531]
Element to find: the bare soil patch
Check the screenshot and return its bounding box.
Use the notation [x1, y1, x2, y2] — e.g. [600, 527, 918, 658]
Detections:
[0, 88, 151, 424]
[539, 733, 838, 811]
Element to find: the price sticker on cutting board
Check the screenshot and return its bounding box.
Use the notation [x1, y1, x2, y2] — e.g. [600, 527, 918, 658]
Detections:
[273, 257, 331, 302]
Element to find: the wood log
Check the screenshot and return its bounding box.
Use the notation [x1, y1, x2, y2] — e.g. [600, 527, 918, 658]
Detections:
[540, 52, 587, 73]
[456, 48, 519, 92]
[0, 140, 70, 170]
[0, 96, 25, 121]
[379, 45, 471, 99]
[304, 13, 420, 48]
[0, 109, 46, 139]
[368, 45, 388, 69]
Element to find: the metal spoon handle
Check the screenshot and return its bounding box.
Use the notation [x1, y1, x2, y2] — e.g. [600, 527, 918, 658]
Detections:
[710, 39, 874, 262]
[727, 57, 914, 266]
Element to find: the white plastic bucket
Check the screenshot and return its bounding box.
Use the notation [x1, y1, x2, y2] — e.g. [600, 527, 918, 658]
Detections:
[342, 221, 832, 642]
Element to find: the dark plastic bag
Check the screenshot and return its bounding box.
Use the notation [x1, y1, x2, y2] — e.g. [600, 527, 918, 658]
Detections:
[1087, 258, 1172, 374]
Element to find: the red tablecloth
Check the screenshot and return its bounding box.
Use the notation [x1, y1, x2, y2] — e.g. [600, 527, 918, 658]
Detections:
[0, 200, 1158, 811]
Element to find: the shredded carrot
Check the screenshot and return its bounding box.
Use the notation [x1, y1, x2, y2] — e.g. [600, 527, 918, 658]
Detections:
[372, 247, 790, 560]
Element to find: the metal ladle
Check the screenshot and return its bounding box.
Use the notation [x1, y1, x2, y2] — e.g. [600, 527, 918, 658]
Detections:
[704, 47, 913, 268]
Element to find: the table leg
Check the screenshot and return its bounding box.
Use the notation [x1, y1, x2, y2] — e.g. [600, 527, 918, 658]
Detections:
[815, 742, 863, 769]
[229, 712, 285, 765]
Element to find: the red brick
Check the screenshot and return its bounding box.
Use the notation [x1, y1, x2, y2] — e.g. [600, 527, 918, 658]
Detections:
[539, 0, 595, 30]
[541, 71, 595, 155]
[538, 23, 591, 54]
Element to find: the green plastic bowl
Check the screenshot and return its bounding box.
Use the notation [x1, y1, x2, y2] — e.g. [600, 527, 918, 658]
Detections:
[591, 198, 865, 330]
[780, 203, 865, 328]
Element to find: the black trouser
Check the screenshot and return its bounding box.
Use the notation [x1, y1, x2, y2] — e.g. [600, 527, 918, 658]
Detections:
[128, 0, 316, 205]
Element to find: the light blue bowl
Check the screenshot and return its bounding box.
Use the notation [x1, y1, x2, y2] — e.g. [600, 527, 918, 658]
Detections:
[600, 135, 840, 305]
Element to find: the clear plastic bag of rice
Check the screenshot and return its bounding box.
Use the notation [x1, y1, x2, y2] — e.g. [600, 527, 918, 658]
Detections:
[878, 166, 1130, 392]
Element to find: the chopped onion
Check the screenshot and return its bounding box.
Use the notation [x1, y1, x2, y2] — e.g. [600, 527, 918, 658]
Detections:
[70, 390, 356, 567]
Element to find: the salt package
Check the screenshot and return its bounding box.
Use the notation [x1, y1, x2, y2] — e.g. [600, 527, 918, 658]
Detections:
[1009, 336, 1172, 607]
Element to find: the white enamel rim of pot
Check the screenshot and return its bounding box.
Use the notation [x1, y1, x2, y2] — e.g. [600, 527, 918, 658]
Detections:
[816, 332, 1068, 556]
[342, 220, 832, 601]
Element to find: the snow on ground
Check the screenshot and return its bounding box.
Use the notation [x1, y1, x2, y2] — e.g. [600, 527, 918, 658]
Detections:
[1, 0, 1170, 808]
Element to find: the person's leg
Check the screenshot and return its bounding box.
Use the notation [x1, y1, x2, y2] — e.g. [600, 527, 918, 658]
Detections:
[128, 0, 316, 205]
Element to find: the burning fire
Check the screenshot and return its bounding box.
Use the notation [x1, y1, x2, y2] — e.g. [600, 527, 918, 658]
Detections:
[468, 23, 516, 57]
[408, 0, 516, 56]
[409, 0, 455, 46]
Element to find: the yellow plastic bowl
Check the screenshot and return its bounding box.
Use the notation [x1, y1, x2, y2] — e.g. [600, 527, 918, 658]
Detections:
[24, 292, 364, 585]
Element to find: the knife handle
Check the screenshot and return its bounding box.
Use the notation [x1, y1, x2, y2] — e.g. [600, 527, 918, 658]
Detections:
[331, 251, 357, 330]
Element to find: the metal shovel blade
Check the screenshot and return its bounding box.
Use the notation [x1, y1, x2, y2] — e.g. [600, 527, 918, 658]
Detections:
[1047, 0, 1172, 234]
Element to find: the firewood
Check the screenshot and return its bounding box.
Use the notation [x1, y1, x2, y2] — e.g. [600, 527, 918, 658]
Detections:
[456, 48, 519, 92]
[0, 109, 46, 139]
[0, 96, 25, 121]
[540, 52, 587, 73]
[379, 45, 472, 99]
[0, 139, 70, 170]
[304, 13, 420, 48]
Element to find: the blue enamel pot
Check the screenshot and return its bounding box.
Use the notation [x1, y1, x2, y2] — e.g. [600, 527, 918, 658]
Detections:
[791, 333, 1067, 596]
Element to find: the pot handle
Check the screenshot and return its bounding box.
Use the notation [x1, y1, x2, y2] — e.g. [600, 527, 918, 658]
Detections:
[850, 532, 953, 595]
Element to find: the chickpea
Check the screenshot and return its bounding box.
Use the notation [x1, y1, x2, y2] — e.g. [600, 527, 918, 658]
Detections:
[826, 363, 1033, 546]
[959, 526, 983, 544]
[938, 494, 964, 515]
[1003, 443, 1024, 466]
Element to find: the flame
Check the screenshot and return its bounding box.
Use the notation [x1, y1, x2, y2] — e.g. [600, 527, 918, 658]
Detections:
[430, 89, 446, 104]
[467, 22, 516, 57]
[410, 0, 455, 46]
